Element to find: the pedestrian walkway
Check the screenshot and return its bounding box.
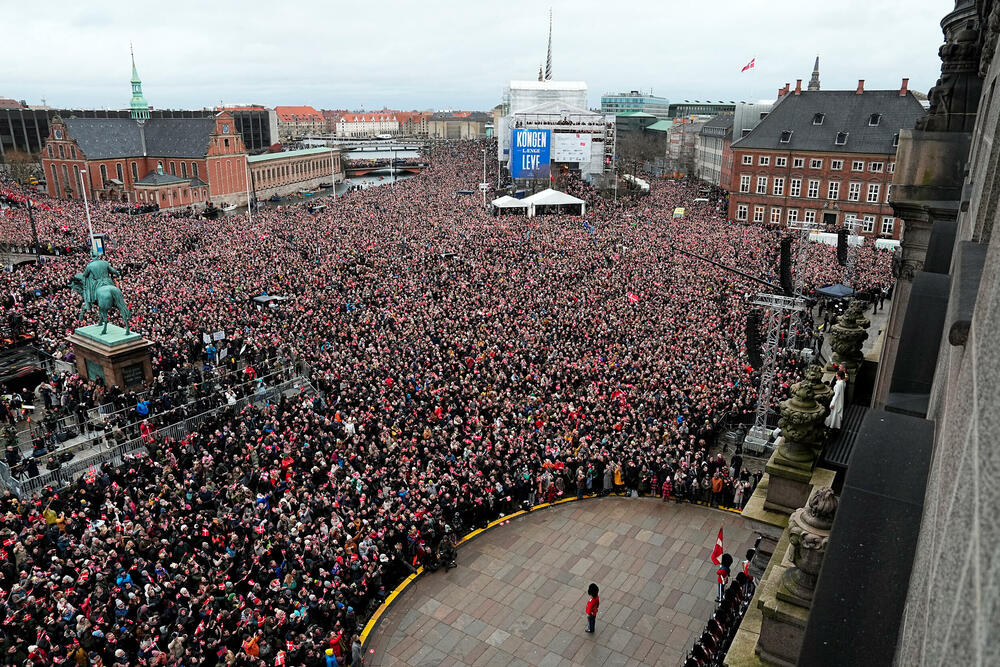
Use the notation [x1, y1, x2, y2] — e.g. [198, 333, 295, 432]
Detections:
[364, 497, 755, 666]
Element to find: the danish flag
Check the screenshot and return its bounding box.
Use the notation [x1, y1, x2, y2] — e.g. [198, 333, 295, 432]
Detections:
[741, 58, 755, 72]
[710, 526, 725, 565]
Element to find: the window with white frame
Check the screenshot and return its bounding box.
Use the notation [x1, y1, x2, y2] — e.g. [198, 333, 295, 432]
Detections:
[739, 174, 751, 193]
[867, 183, 881, 202]
[807, 179, 820, 198]
[888, 161, 895, 174]
[773, 177, 785, 196]
[881, 216, 895, 235]
[852, 160, 864, 171]
[742, 155, 753, 165]
[848, 182, 861, 201]
[757, 176, 768, 194]
[770, 207, 782, 224]
[862, 214, 876, 233]
[827, 181, 840, 200]
[753, 206, 766, 222]
[787, 209, 799, 223]
[793, 157, 805, 168]
[759, 155, 770, 166]
[831, 159, 843, 170]
[804, 209, 816, 222]
[790, 178, 802, 197]
[886, 184, 893, 202]
[776, 156, 787, 167]
[870, 161, 884, 173]
[810, 158, 823, 169]
[736, 203, 748, 221]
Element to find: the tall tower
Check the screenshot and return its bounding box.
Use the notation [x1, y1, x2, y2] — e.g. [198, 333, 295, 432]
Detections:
[807, 56, 821, 91]
[544, 9, 553, 81]
[129, 45, 150, 124]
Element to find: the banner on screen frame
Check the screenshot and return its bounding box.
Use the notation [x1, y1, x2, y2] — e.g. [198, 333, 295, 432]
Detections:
[553, 133, 592, 163]
[510, 129, 551, 179]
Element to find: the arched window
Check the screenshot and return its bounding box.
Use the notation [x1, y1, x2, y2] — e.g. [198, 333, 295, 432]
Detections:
[47, 146, 53, 158]
[72, 165, 80, 198]
[99, 164, 108, 187]
[51, 164, 59, 194]
[116, 163, 123, 182]
[61, 165, 69, 197]
[58, 145, 64, 158]
[192, 162, 199, 178]
[169, 161, 176, 175]
[131, 162, 138, 182]
[181, 162, 188, 179]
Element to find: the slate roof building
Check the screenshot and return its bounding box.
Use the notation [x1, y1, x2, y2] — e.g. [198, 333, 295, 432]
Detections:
[40, 55, 249, 210]
[727, 78, 924, 238]
[273, 106, 325, 141]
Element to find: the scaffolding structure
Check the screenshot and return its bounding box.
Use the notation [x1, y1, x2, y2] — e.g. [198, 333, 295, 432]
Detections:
[785, 221, 826, 350]
[840, 217, 865, 288]
[743, 293, 808, 455]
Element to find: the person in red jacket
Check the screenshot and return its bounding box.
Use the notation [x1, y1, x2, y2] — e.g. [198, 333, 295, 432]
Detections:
[585, 583, 600, 633]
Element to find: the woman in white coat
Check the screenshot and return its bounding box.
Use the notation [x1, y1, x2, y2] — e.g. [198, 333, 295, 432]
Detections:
[825, 371, 847, 431]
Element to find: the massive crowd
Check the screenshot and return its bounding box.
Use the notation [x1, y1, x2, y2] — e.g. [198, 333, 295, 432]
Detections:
[0, 140, 893, 665]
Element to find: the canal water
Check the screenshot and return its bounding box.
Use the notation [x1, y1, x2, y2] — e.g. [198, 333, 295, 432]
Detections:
[228, 144, 421, 215]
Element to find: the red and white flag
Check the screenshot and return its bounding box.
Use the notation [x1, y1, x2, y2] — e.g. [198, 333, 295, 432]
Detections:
[627, 292, 639, 303]
[710, 526, 724, 564]
[740, 58, 755, 73]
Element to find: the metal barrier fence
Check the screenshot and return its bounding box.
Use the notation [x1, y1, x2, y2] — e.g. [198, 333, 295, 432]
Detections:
[1, 377, 312, 497]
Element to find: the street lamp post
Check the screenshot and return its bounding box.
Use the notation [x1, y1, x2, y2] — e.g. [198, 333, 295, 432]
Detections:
[481, 148, 487, 208]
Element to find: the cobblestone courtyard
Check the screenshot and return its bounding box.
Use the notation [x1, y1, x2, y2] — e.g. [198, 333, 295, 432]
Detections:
[366, 497, 755, 666]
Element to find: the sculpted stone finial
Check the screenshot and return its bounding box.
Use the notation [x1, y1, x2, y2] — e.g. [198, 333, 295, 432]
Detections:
[778, 486, 839, 607]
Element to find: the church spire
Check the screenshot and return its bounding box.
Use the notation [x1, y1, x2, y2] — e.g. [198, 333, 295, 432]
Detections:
[807, 55, 821, 91]
[129, 44, 150, 124]
[544, 9, 553, 81]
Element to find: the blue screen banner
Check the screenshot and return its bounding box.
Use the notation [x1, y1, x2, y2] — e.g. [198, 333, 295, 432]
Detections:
[510, 129, 551, 179]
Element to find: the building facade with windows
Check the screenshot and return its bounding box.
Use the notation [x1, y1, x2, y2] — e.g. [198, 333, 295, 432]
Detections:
[334, 113, 400, 138]
[600, 91, 670, 119]
[39, 57, 250, 210]
[274, 106, 325, 141]
[727, 79, 924, 239]
[694, 113, 734, 187]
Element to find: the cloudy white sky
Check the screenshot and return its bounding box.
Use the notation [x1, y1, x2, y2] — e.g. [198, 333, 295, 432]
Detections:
[7, 0, 951, 111]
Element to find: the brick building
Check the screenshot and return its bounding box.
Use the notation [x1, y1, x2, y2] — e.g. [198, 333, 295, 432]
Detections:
[334, 113, 399, 138]
[274, 106, 325, 141]
[40, 55, 249, 210]
[728, 79, 924, 239]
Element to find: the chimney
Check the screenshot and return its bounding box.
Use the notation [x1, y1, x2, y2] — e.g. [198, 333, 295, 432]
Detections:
[794, 79, 802, 95]
[856, 79, 865, 95]
[778, 86, 785, 99]
[900, 77, 909, 96]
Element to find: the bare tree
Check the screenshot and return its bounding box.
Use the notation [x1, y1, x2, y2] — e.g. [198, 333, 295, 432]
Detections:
[3, 150, 40, 185]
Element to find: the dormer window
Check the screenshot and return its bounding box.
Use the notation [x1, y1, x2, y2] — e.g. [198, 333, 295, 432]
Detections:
[812, 113, 825, 125]
[780, 130, 793, 143]
[835, 132, 849, 146]
[892, 133, 900, 147]
[869, 113, 882, 126]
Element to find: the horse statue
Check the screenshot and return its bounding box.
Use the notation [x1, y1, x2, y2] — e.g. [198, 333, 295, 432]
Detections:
[70, 253, 132, 336]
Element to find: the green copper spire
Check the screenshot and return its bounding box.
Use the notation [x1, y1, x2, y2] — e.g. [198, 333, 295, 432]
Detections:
[129, 44, 150, 123]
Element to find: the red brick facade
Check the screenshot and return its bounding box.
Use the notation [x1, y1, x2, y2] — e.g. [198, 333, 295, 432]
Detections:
[727, 148, 900, 239]
[41, 112, 247, 210]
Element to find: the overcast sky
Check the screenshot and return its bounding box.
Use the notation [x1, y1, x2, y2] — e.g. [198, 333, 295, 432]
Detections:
[7, 0, 951, 111]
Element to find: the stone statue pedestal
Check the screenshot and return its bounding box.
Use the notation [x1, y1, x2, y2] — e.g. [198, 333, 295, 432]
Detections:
[67, 324, 154, 389]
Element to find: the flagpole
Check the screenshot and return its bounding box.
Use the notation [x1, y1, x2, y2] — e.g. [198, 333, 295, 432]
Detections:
[244, 156, 254, 226]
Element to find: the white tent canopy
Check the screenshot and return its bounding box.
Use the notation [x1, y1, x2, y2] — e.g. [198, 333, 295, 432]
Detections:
[491, 195, 528, 209]
[522, 188, 587, 217]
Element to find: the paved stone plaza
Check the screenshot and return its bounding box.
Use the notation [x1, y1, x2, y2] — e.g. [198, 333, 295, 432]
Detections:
[365, 497, 755, 666]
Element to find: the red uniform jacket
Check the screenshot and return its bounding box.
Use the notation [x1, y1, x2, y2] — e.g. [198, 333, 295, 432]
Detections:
[586, 596, 599, 616]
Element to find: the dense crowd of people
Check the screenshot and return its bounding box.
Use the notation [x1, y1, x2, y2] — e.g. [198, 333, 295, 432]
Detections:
[0, 140, 894, 665]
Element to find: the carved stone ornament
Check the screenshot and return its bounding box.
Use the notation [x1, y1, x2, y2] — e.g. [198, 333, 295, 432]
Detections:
[828, 300, 869, 373]
[804, 365, 833, 420]
[775, 380, 827, 469]
[779, 486, 839, 607]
